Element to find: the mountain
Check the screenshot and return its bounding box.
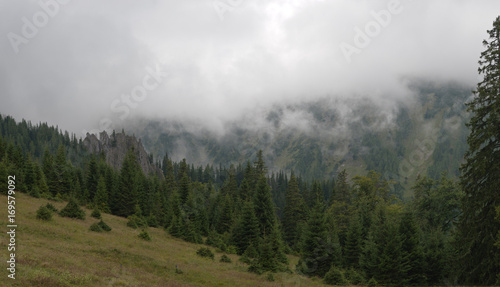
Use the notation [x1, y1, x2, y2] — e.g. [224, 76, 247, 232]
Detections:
[82, 130, 163, 179]
[127, 81, 471, 198]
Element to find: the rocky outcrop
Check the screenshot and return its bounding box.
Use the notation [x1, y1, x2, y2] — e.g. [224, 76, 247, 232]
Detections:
[83, 131, 163, 179]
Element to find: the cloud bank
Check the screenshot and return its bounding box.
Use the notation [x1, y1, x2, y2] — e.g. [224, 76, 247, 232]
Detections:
[0, 0, 498, 135]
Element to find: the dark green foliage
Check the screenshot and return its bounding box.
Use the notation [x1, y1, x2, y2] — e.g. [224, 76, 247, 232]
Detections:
[98, 220, 112, 232]
[36, 205, 52, 221]
[89, 222, 104, 232]
[345, 267, 364, 285]
[146, 213, 159, 228]
[253, 176, 276, 237]
[367, 277, 378, 287]
[196, 247, 214, 260]
[231, 200, 259, 255]
[59, 198, 85, 220]
[220, 254, 232, 263]
[399, 212, 425, 285]
[266, 273, 275, 282]
[94, 176, 109, 213]
[323, 266, 348, 286]
[91, 208, 101, 219]
[457, 16, 500, 285]
[115, 150, 139, 217]
[343, 214, 362, 268]
[127, 214, 147, 229]
[282, 173, 307, 249]
[138, 230, 152, 241]
[45, 203, 58, 213]
[298, 199, 336, 277]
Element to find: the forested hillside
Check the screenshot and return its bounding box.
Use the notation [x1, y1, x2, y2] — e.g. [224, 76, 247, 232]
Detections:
[0, 112, 479, 286]
[129, 81, 471, 198]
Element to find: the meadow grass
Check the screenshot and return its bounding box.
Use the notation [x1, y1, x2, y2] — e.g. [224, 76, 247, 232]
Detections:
[0, 193, 327, 286]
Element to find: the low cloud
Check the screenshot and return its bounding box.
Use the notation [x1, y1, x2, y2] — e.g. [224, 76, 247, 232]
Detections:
[0, 0, 498, 135]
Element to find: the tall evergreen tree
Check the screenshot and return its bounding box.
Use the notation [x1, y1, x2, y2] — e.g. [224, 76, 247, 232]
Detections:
[114, 149, 139, 217]
[298, 199, 334, 277]
[282, 173, 307, 249]
[457, 16, 500, 285]
[253, 176, 275, 237]
[94, 176, 109, 212]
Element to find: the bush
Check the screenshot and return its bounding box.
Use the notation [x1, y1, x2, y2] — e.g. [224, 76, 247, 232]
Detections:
[146, 214, 159, 227]
[266, 273, 275, 282]
[59, 198, 85, 220]
[367, 277, 378, 287]
[138, 230, 152, 241]
[29, 186, 41, 198]
[36, 205, 52, 221]
[239, 254, 252, 264]
[45, 203, 58, 212]
[127, 214, 147, 229]
[91, 208, 101, 219]
[220, 254, 232, 263]
[89, 222, 103, 232]
[98, 220, 112, 232]
[323, 266, 348, 286]
[345, 267, 364, 285]
[196, 247, 214, 260]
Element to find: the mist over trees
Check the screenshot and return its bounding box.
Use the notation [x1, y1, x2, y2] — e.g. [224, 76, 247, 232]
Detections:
[0, 15, 499, 287]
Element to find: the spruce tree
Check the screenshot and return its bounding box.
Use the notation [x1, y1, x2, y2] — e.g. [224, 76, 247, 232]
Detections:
[399, 212, 425, 285]
[253, 176, 275, 237]
[94, 176, 109, 212]
[115, 150, 139, 217]
[298, 199, 334, 277]
[457, 15, 500, 285]
[282, 173, 307, 249]
[344, 213, 362, 268]
[232, 200, 259, 255]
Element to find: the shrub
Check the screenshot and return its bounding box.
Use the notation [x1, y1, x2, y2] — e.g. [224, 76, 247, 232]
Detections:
[36, 205, 52, 221]
[98, 220, 112, 232]
[266, 273, 275, 282]
[146, 214, 158, 227]
[138, 230, 151, 241]
[220, 254, 232, 263]
[345, 267, 365, 285]
[367, 277, 378, 287]
[91, 208, 101, 219]
[89, 222, 103, 232]
[239, 254, 252, 264]
[45, 203, 58, 212]
[323, 266, 348, 286]
[59, 198, 85, 220]
[127, 214, 147, 229]
[196, 247, 214, 260]
[29, 186, 41, 198]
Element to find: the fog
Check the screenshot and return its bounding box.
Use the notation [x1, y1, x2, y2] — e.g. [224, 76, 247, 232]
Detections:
[0, 0, 498, 136]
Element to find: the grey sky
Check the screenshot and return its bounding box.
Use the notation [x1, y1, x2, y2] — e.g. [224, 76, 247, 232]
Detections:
[0, 0, 498, 136]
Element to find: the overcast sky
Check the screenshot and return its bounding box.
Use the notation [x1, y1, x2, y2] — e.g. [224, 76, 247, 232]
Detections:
[0, 0, 498, 136]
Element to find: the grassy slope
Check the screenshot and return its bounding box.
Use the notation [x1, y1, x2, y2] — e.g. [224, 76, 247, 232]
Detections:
[0, 193, 327, 287]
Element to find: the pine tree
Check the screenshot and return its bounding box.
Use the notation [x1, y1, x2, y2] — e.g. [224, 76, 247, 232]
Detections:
[94, 176, 109, 212]
[253, 176, 275, 237]
[344, 213, 362, 268]
[232, 200, 259, 255]
[399, 212, 425, 285]
[115, 150, 139, 217]
[457, 16, 500, 285]
[86, 155, 99, 201]
[298, 199, 334, 277]
[282, 173, 307, 249]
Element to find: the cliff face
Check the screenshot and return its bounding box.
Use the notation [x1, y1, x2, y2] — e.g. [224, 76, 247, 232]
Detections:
[83, 131, 163, 179]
